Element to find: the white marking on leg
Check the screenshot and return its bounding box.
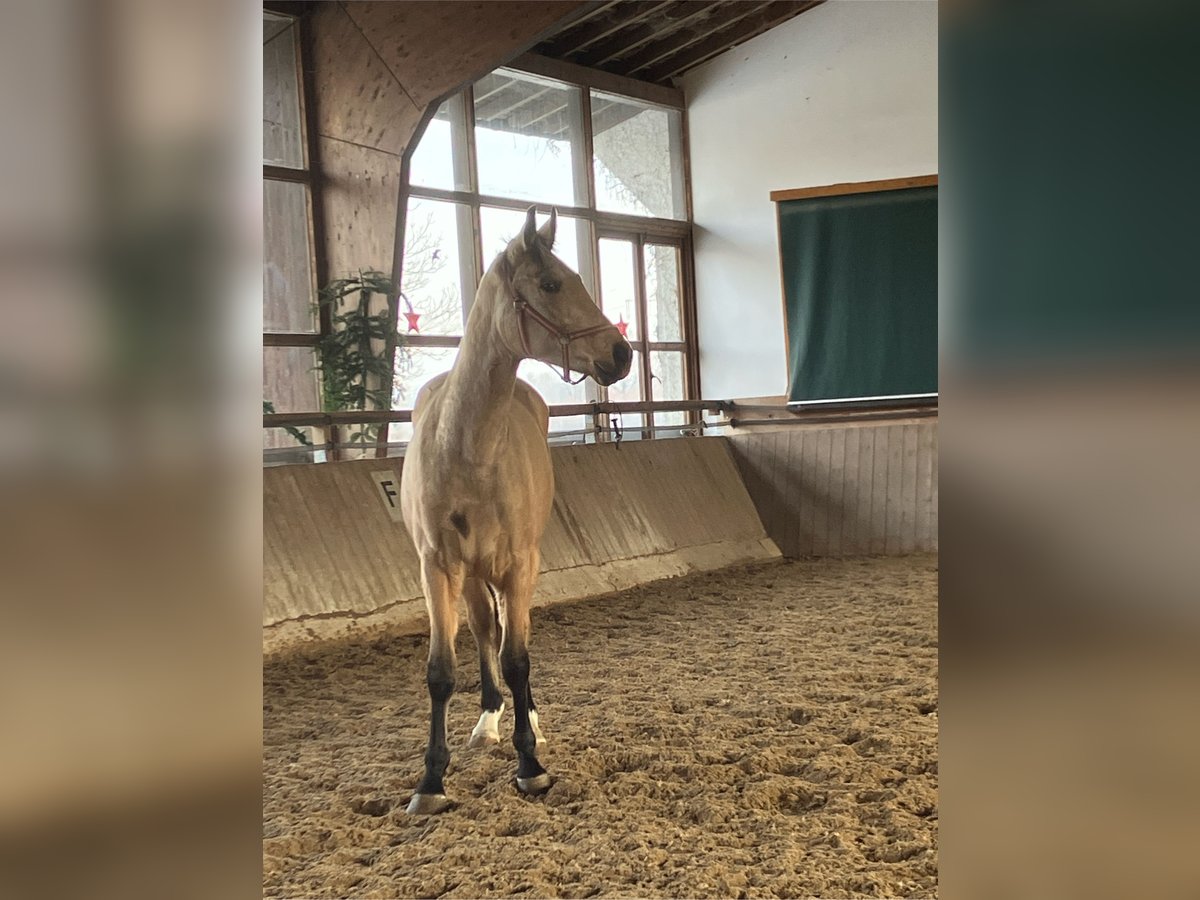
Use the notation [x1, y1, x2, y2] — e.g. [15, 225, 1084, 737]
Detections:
[529, 708, 546, 746]
[469, 703, 504, 746]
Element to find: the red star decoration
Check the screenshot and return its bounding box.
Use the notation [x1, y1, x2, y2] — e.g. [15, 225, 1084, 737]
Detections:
[404, 310, 421, 333]
[615, 315, 629, 338]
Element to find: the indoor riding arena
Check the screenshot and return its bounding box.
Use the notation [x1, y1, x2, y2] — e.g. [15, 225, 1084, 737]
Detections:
[263, 2, 937, 898]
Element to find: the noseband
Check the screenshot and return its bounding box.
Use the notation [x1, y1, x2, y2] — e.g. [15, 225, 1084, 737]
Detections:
[510, 286, 614, 385]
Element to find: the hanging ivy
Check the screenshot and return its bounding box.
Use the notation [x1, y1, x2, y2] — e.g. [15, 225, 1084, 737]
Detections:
[315, 270, 401, 448]
[263, 399, 311, 446]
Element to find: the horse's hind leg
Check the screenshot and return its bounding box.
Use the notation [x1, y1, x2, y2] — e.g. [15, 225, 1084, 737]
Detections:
[463, 578, 504, 748]
[499, 559, 551, 794]
[406, 557, 462, 816]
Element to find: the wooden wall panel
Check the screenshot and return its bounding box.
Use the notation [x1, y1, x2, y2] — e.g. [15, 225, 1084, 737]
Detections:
[856, 426, 876, 555]
[264, 436, 780, 651]
[317, 136, 402, 279]
[342, 2, 590, 110]
[871, 426, 889, 555]
[727, 419, 939, 558]
[828, 427, 846, 557]
[309, 3, 421, 156]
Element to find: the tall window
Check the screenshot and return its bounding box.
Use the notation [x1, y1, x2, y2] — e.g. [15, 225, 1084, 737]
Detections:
[400, 65, 694, 442]
[263, 10, 322, 460]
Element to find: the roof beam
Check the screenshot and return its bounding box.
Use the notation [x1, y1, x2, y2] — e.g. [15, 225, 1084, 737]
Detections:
[617, 3, 766, 76]
[577, 1, 718, 69]
[642, 0, 821, 83]
[539, 0, 674, 59]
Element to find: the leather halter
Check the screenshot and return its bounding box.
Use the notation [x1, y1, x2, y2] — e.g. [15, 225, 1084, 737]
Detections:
[510, 285, 614, 385]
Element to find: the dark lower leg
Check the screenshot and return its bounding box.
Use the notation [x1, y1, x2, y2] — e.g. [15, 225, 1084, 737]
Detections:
[501, 645, 545, 782]
[465, 580, 504, 713]
[415, 650, 455, 796]
[480, 646, 504, 712]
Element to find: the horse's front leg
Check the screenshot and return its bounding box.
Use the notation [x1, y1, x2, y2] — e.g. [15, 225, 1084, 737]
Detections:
[406, 557, 462, 815]
[499, 559, 551, 794]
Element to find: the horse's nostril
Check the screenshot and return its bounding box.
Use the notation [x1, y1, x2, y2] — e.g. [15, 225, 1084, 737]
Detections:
[612, 340, 631, 370]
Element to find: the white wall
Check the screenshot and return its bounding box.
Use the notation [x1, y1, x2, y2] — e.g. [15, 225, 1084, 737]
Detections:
[681, 0, 938, 400]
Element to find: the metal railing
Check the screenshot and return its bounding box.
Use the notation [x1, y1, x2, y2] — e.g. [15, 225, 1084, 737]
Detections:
[263, 398, 938, 464]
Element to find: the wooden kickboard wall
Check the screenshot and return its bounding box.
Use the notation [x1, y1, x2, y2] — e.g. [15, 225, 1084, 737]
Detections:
[726, 419, 938, 558]
[264, 436, 780, 652]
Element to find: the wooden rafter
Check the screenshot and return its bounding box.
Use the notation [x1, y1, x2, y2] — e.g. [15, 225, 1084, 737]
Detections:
[576, 1, 720, 69]
[532, 0, 824, 86]
[596, 5, 734, 76]
[641, 1, 821, 83]
[540, 0, 675, 60]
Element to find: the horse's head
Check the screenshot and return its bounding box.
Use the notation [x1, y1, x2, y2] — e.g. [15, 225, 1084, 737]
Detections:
[494, 207, 632, 386]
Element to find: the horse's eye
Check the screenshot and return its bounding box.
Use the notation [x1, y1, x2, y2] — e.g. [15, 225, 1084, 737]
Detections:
[540, 280, 561, 294]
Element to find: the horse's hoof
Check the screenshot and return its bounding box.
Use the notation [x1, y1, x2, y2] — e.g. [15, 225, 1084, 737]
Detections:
[467, 732, 499, 749]
[515, 772, 553, 795]
[406, 792, 452, 815]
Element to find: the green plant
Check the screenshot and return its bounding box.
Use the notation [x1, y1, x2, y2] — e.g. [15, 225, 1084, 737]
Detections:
[263, 400, 311, 446]
[315, 270, 400, 447]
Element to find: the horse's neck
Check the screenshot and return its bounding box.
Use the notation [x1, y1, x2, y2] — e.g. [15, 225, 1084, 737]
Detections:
[439, 278, 520, 464]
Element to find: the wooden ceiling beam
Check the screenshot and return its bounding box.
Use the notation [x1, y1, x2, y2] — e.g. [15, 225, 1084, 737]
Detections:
[540, 0, 674, 60]
[615, 2, 760, 76]
[577, 1, 718, 69]
[533, 0, 624, 54]
[642, 0, 821, 83]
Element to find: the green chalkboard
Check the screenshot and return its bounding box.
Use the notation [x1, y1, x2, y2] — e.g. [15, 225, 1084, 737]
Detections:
[779, 185, 938, 403]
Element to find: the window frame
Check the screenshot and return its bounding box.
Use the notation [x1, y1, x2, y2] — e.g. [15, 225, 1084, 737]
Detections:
[263, 7, 331, 459]
[399, 58, 700, 441]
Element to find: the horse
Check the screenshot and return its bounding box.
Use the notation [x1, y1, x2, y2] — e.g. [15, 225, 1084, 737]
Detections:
[399, 206, 632, 814]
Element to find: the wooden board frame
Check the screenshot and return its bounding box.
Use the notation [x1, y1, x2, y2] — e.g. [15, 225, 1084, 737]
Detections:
[771, 175, 938, 411]
[770, 174, 937, 203]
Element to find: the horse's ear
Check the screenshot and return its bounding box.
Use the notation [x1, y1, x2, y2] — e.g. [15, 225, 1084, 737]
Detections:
[537, 208, 557, 250]
[521, 206, 540, 256]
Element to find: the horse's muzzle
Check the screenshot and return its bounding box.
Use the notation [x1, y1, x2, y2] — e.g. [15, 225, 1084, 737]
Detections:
[594, 339, 632, 385]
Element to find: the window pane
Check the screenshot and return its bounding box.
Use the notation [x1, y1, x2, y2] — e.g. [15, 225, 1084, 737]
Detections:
[263, 346, 319, 413]
[644, 244, 682, 342]
[518, 360, 588, 435]
[474, 69, 582, 206]
[263, 13, 303, 168]
[389, 346, 461, 443]
[480, 208, 595, 299]
[401, 198, 472, 336]
[651, 350, 686, 426]
[410, 95, 471, 191]
[592, 92, 684, 220]
[263, 180, 315, 333]
[480, 206, 582, 272]
[606, 349, 645, 433]
[597, 238, 638, 341]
